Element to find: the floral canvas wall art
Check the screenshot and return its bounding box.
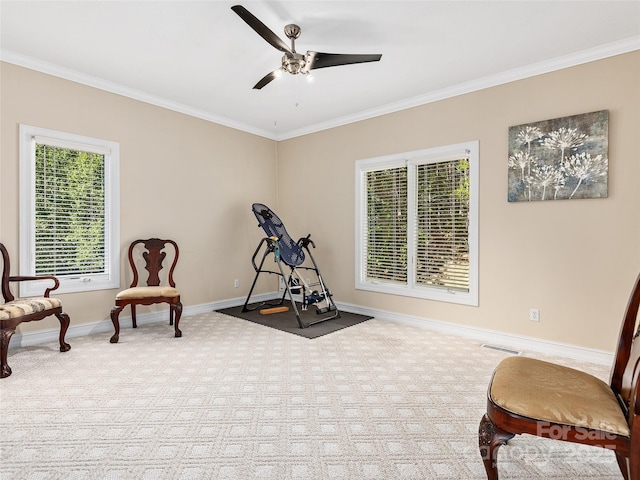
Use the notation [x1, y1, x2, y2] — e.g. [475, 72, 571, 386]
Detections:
[508, 110, 608, 202]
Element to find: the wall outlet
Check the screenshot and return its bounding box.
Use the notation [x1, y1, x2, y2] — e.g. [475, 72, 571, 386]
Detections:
[234, 279, 239, 288]
[529, 308, 540, 322]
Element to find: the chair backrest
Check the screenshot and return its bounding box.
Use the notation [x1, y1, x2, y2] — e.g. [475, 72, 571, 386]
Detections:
[127, 238, 179, 288]
[610, 272, 640, 440]
[251, 203, 305, 267]
[0, 243, 15, 303]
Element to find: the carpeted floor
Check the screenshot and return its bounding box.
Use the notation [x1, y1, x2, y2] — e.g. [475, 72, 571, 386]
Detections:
[0, 312, 621, 479]
[217, 301, 372, 338]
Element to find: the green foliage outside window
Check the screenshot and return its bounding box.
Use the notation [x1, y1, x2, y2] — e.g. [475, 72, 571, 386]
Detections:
[366, 167, 408, 283]
[416, 158, 469, 290]
[35, 144, 106, 276]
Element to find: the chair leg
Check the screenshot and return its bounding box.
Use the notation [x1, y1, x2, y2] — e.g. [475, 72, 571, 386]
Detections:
[615, 452, 630, 480]
[0, 327, 16, 378]
[131, 304, 137, 328]
[110, 305, 124, 343]
[631, 452, 639, 480]
[479, 413, 515, 480]
[173, 302, 183, 338]
[54, 312, 71, 352]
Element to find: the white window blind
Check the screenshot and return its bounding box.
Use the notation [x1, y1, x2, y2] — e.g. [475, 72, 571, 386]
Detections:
[415, 158, 470, 291]
[19, 124, 120, 295]
[355, 141, 478, 306]
[365, 166, 408, 283]
[34, 142, 107, 276]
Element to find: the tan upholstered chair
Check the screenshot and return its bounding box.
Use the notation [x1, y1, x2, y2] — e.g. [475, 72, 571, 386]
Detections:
[0, 242, 71, 378]
[479, 273, 640, 479]
[109, 238, 182, 343]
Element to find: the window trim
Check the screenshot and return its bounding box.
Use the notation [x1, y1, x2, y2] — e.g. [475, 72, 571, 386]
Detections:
[355, 141, 479, 306]
[19, 124, 120, 295]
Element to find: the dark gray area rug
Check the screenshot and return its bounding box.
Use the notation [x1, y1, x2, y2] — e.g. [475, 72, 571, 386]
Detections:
[216, 301, 373, 339]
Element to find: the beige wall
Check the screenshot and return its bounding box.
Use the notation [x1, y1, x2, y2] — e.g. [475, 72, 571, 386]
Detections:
[1, 52, 639, 352]
[276, 51, 640, 352]
[1, 63, 278, 334]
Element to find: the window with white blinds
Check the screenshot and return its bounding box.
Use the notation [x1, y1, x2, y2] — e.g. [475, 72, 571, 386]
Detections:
[365, 166, 408, 284]
[355, 141, 478, 306]
[415, 158, 470, 291]
[19, 125, 120, 295]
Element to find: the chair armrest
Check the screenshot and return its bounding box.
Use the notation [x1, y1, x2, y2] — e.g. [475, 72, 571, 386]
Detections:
[8, 275, 60, 297]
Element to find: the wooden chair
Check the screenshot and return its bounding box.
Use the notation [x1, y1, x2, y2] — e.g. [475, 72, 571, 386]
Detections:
[479, 272, 640, 479]
[0, 242, 71, 378]
[110, 238, 182, 343]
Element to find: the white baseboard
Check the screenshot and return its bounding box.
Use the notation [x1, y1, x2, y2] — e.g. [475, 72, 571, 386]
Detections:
[334, 301, 614, 366]
[9, 293, 614, 366]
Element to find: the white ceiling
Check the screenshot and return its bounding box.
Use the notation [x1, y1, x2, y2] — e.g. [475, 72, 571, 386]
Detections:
[1, 1, 639, 140]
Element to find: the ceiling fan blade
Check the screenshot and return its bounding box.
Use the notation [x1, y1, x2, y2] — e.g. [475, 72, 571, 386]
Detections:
[306, 52, 382, 71]
[253, 69, 282, 89]
[231, 5, 292, 55]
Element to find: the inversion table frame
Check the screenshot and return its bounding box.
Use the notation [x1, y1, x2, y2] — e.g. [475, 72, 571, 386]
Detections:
[242, 203, 340, 328]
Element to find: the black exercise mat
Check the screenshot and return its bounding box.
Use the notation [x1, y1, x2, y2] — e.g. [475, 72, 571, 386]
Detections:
[216, 301, 373, 339]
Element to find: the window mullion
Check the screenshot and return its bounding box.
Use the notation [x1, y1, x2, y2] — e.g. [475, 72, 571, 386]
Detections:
[406, 160, 416, 289]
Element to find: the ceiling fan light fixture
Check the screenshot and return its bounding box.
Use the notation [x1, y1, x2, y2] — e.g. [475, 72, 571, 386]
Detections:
[282, 53, 306, 75]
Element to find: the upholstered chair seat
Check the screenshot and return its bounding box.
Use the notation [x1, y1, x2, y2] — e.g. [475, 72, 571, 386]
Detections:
[490, 356, 630, 436]
[0, 298, 63, 320]
[115, 286, 180, 300]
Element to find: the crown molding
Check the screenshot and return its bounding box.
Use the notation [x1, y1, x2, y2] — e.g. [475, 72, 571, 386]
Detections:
[277, 36, 640, 140]
[0, 49, 277, 140]
[2, 36, 639, 141]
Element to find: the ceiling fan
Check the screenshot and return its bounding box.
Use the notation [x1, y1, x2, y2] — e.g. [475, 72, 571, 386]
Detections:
[231, 5, 382, 89]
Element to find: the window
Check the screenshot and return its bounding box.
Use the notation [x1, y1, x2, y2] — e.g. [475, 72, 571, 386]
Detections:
[19, 124, 120, 295]
[355, 141, 478, 306]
